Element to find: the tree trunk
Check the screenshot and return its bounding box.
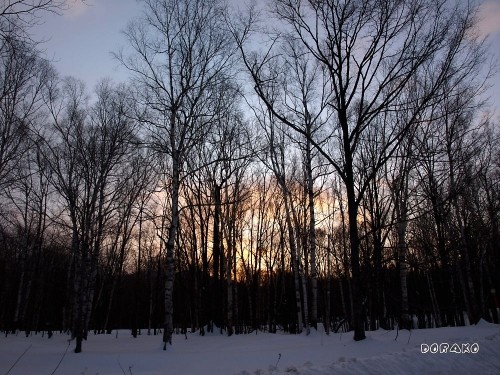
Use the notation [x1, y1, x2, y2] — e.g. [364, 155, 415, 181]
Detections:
[325, 235, 332, 334]
[163, 155, 181, 349]
[305, 136, 318, 328]
[398, 219, 409, 328]
[344, 166, 365, 340]
[283, 191, 303, 333]
[226, 193, 238, 336]
[426, 271, 441, 328]
[212, 184, 222, 329]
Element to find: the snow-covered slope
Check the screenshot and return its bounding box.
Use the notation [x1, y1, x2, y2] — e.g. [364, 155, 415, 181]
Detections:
[1, 321, 499, 374]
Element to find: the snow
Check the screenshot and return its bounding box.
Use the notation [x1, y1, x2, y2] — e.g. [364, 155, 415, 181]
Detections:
[1, 322, 499, 375]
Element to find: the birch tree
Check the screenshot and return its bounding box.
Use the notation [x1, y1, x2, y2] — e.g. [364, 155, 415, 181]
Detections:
[41, 78, 138, 352]
[118, 0, 237, 348]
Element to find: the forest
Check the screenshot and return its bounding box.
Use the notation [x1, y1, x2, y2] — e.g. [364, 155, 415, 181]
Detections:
[0, 0, 499, 355]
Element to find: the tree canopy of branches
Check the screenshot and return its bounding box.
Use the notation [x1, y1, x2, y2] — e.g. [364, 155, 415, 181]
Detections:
[0, 0, 498, 355]
[117, 0, 239, 349]
[230, 0, 490, 341]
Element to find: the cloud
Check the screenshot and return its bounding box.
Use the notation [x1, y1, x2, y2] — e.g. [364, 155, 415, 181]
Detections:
[477, 0, 500, 37]
[64, 0, 92, 19]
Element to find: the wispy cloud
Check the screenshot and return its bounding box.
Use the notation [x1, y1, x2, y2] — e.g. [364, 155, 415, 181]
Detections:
[477, 0, 500, 37]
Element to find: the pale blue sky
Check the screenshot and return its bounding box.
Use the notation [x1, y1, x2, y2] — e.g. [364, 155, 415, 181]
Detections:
[33, 0, 142, 90]
[32, 0, 500, 116]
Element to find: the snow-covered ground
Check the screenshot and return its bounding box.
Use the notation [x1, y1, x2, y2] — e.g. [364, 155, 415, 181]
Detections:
[1, 321, 499, 375]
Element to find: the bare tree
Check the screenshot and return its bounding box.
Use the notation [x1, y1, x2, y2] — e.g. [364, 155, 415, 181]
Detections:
[433, 80, 487, 325]
[197, 103, 252, 334]
[279, 40, 331, 330]
[40, 78, 138, 353]
[118, 0, 237, 348]
[0, 35, 51, 192]
[231, 0, 488, 340]
[2, 143, 51, 334]
[0, 0, 68, 40]
[255, 105, 305, 333]
[0, 0, 88, 194]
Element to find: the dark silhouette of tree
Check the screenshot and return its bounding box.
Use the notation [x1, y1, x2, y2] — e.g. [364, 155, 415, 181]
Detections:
[0, 0, 68, 41]
[40, 78, 139, 352]
[230, 0, 488, 341]
[117, 0, 238, 349]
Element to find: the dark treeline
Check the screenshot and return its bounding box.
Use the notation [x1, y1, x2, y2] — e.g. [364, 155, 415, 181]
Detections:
[0, 0, 499, 353]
